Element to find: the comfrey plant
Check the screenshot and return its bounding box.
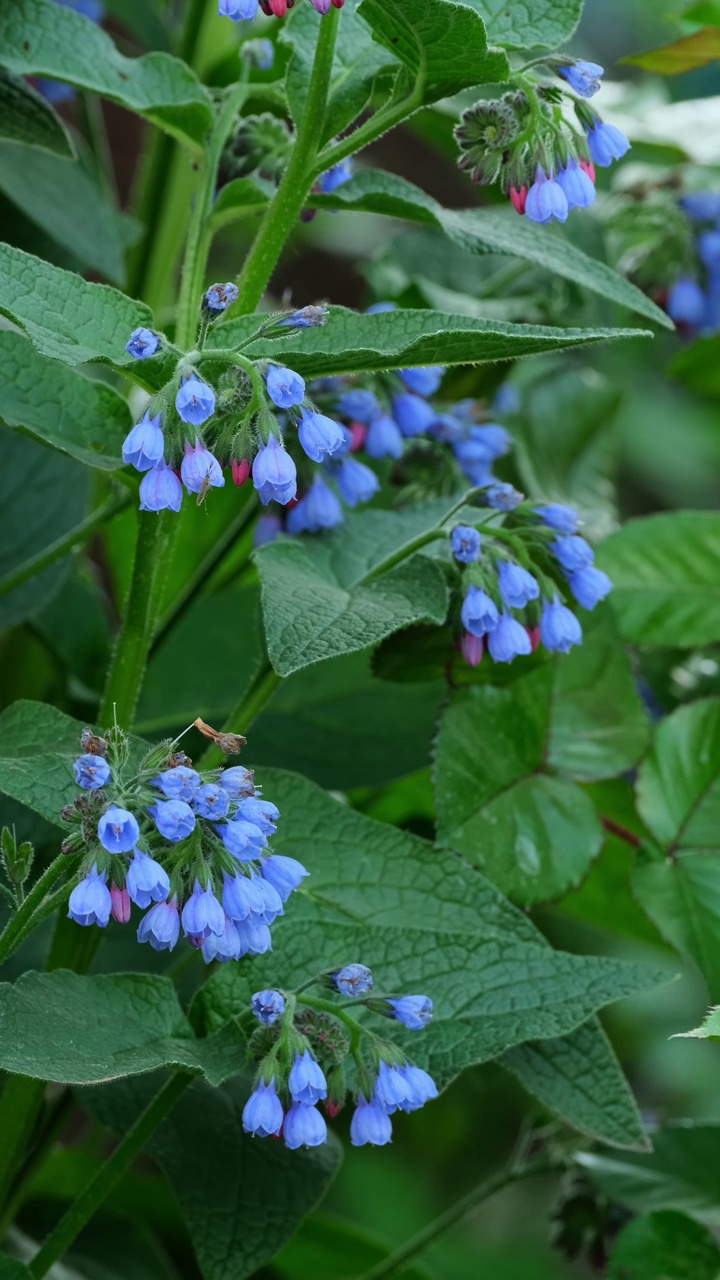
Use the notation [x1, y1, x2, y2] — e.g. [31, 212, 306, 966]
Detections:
[666, 191, 720, 335]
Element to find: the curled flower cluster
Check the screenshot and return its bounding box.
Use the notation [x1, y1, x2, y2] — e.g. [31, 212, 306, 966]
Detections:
[62, 726, 308, 962]
[242, 964, 436, 1150]
[455, 59, 630, 225]
[666, 191, 720, 335]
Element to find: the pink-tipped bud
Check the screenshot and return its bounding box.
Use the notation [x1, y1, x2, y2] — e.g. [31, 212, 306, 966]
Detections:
[268, 0, 287, 14]
[527, 625, 541, 653]
[509, 185, 528, 215]
[325, 1098, 344, 1117]
[579, 158, 596, 184]
[331, 0, 345, 7]
[350, 422, 367, 452]
[232, 458, 251, 487]
[110, 883, 131, 924]
[461, 632, 484, 667]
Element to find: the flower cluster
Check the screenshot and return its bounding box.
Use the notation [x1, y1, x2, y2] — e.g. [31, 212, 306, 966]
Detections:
[62, 725, 308, 962]
[455, 60, 630, 224]
[242, 964, 436, 1149]
[219, 0, 342, 21]
[666, 191, 720, 335]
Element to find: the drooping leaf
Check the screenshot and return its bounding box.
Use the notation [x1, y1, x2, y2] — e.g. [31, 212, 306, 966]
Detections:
[623, 29, 720, 75]
[609, 1209, 720, 1280]
[0, 68, 74, 156]
[0, 970, 245, 1085]
[0, 330, 130, 469]
[577, 1123, 720, 1225]
[357, 0, 509, 105]
[0, 0, 213, 147]
[597, 512, 720, 647]
[460, 0, 584, 50]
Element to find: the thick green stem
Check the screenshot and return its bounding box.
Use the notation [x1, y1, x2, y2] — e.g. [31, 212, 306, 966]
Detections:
[0, 495, 130, 599]
[309, 78, 425, 183]
[197, 660, 282, 770]
[28, 1073, 191, 1280]
[234, 6, 340, 314]
[0, 855, 69, 969]
[358, 1157, 557, 1280]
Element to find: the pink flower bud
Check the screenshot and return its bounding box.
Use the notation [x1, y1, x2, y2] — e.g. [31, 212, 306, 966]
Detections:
[579, 158, 596, 184]
[110, 883, 131, 924]
[509, 185, 528, 215]
[232, 458, 251, 487]
[331, 0, 345, 8]
[325, 1098, 344, 1117]
[461, 632, 484, 667]
[269, 0, 287, 14]
[350, 422, 367, 452]
[526, 625, 541, 652]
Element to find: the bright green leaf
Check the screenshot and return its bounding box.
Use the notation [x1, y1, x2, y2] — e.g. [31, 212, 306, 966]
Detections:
[623, 28, 720, 75]
[578, 1124, 720, 1225]
[636, 699, 720, 851]
[0, 0, 213, 147]
[632, 851, 720, 999]
[609, 1209, 720, 1280]
[461, 0, 583, 50]
[675, 1004, 720, 1041]
[0, 68, 74, 156]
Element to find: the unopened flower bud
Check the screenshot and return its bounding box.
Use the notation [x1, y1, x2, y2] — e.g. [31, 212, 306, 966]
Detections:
[110, 883, 131, 924]
[232, 458, 251, 486]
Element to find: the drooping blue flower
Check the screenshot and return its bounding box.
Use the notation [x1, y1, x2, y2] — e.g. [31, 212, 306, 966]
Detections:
[192, 783, 230, 820]
[498, 562, 540, 609]
[351, 1095, 392, 1145]
[525, 167, 569, 224]
[556, 161, 596, 211]
[567, 565, 613, 609]
[252, 989, 285, 1024]
[397, 1064, 438, 1112]
[667, 277, 706, 327]
[333, 963, 373, 996]
[284, 1103, 327, 1149]
[252, 436, 297, 506]
[254, 512, 282, 546]
[461, 584, 499, 637]
[374, 1060, 413, 1113]
[680, 192, 720, 221]
[450, 525, 481, 564]
[288, 478, 344, 534]
[201, 914, 242, 963]
[586, 120, 631, 168]
[485, 482, 523, 510]
[68, 863, 111, 927]
[365, 301, 397, 314]
[260, 854, 309, 902]
[551, 535, 594, 572]
[242, 1079, 283, 1137]
[235, 797, 279, 835]
[137, 897, 180, 951]
[253, 873, 284, 924]
[204, 281, 239, 311]
[219, 765, 255, 798]
[387, 994, 433, 1030]
[152, 766, 200, 802]
[336, 389, 381, 422]
[98, 805, 139, 854]
[558, 60, 604, 97]
[236, 916, 273, 955]
[399, 367, 444, 396]
[277, 305, 328, 328]
[139, 463, 183, 513]
[222, 871, 266, 921]
[317, 160, 353, 193]
[487, 614, 532, 663]
[126, 850, 170, 909]
[266, 365, 306, 409]
[534, 503, 579, 534]
[220, 818, 267, 861]
[289, 1050, 327, 1104]
[541, 596, 583, 653]
[181, 443, 225, 494]
[73, 754, 110, 790]
[149, 799, 196, 843]
[336, 457, 380, 507]
[298, 409, 345, 462]
[219, 0, 259, 21]
[365, 414, 404, 459]
[176, 376, 216, 427]
[391, 394, 436, 438]
[469, 423, 512, 459]
[182, 879, 225, 940]
[125, 328, 159, 360]
[242, 37, 274, 68]
[122, 412, 164, 472]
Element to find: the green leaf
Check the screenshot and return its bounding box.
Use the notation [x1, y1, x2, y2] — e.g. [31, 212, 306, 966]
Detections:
[0, 0, 213, 148]
[578, 1123, 720, 1225]
[0, 700, 98, 826]
[0, 330, 130, 469]
[675, 1004, 720, 1041]
[82, 1076, 341, 1280]
[357, 0, 509, 105]
[0, 432, 89, 629]
[631, 852, 720, 997]
[609, 1210, 720, 1280]
[195, 767, 669, 1089]
[0, 1259, 31, 1280]
[0, 970, 245, 1085]
[684, 0, 720, 20]
[304, 170, 672, 329]
[460, 0, 583, 50]
[215, 305, 653, 377]
[256, 501, 453, 676]
[501, 1019, 649, 1151]
[670, 334, 720, 397]
[635, 699, 720, 851]
[0, 68, 74, 156]
[274, 1213, 432, 1280]
[0, 142, 140, 284]
[597, 512, 720, 647]
[623, 28, 720, 75]
[281, 0, 399, 143]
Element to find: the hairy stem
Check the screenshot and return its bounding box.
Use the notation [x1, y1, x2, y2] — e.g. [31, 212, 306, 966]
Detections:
[0, 855, 69, 968]
[0, 494, 130, 599]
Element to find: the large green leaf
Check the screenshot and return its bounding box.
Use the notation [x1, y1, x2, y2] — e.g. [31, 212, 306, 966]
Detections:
[0, 68, 74, 156]
[0, 970, 245, 1085]
[633, 850, 720, 1000]
[256, 502, 453, 676]
[0, 700, 98, 826]
[0, 330, 130, 469]
[358, 0, 509, 105]
[83, 1076, 341, 1280]
[461, 0, 583, 50]
[307, 170, 672, 330]
[577, 1123, 720, 1225]
[597, 512, 720, 647]
[670, 334, 720, 397]
[609, 1210, 720, 1280]
[0, 142, 139, 284]
[0, 0, 213, 147]
[624, 28, 720, 75]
